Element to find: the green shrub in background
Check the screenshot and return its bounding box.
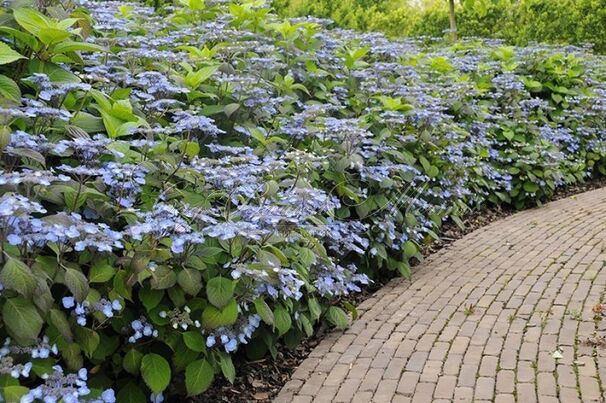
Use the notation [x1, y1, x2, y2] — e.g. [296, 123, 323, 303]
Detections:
[273, 0, 606, 53]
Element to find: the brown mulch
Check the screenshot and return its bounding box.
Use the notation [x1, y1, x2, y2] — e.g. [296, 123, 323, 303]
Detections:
[195, 177, 606, 403]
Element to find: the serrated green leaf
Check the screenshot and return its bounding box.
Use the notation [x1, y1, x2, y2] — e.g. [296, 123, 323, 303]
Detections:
[64, 267, 89, 301]
[48, 308, 73, 342]
[141, 353, 171, 393]
[123, 348, 143, 375]
[139, 287, 164, 311]
[185, 359, 214, 396]
[150, 265, 177, 290]
[13, 8, 50, 37]
[0, 75, 21, 104]
[523, 181, 540, 193]
[62, 343, 82, 372]
[2, 385, 29, 400]
[308, 298, 321, 321]
[89, 261, 116, 283]
[183, 331, 206, 353]
[53, 40, 105, 54]
[403, 241, 417, 257]
[178, 268, 202, 296]
[117, 382, 146, 403]
[0, 42, 26, 65]
[206, 277, 234, 308]
[253, 297, 274, 326]
[326, 306, 350, 329]
[218, 353, 236, 384]
[0, 256, 37, 297]
[74, 326, 99, 358]
[299, 313, 313, 337]
[273, 306, 291, 337]
[201, 299, 238, 329]
[3, 297, 43, 345]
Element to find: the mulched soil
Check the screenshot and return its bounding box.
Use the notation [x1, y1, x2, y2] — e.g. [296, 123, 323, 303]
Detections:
[195, 177, 606, 403]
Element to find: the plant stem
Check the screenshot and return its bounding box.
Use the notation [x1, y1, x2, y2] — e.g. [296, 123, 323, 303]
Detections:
[448, 0, 458, 41]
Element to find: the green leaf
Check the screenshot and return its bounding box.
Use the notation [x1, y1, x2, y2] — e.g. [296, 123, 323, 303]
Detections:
[48, 308, 73, 342]
[0, 42, 26, 65]
[12, 8, 50, 37]
[206, 277, 234, 309]
[201, 299, 238, 329]
[224, 103, 240, 118]
[53, 41, 105, 54]
[198, 246, 223, 257]
[139, 287, 164, 311]
[100, 110, 123, 138]
[62, 187, 87, 210]
[27, 60, 81, 83]
[0, 256, 37, 297]
[2, 385, 29, 400]
[184, 64, 220, 89]
[0, 27, 37, 49]
[74, 326, 100, 358]
[111, 99, 135, 120]
[185, 359, 214, 396]
[396, 261, 411, 279]
[32, 278, 53, 314]
[451, 215, 465, 231]
[181, 141, 200, 158]
[308, 298, 321, 321]
[3, 297, 43, 345]
[62, 343, 83, 372]
[183, 331, 206, 352]
[273, 306, 291, 337]
[37, 27, 71, 45]
[218, 353, 236, 384]
[299, 313, 313, 337]
[0, 75, 21, 104]
[141, 353, 171, 394]
[502, 130, 515, 141]
[64, 267, 89, 301]
[403, 241, 417, 257]
[89, 261, 116, 283]
[343, 302, 358, 320]
[123, 348, 143, 375]
[253, 298, 274, 326]
[70, 112, 104, 132]
[150, 265, 177, 289]
[326, 306, 350, 329]
[177, 268, 202, 296]
[523, 181, 540, 193]
[117, 382, 146, 403]
[113, 270, 132, 300]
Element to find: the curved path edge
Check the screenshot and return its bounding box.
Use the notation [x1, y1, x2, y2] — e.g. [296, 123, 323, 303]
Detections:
[275, 188, 606, 403]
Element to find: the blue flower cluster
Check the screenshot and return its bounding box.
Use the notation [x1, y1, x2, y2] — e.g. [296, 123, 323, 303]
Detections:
[128, 318, 159, 343]
[62, 296, 122, 326]
[21, 367, 115, 403]
[205, 314, 262, 353]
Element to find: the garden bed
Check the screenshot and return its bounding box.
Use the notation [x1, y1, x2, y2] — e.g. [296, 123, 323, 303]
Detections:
[199, 176, 606, 402]
[0, 0, 605, 401]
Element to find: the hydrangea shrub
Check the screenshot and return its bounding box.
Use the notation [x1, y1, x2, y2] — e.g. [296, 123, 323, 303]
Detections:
[0, 0, 605, 401]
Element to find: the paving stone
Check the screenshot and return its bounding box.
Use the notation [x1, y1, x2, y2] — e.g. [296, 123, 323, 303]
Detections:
[475, 377, 495, 400]
[433, 375, 456, 399]
[274, 189, 606, 403]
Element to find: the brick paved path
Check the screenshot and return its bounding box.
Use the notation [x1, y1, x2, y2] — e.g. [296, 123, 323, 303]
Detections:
[275, 188, 606, 403]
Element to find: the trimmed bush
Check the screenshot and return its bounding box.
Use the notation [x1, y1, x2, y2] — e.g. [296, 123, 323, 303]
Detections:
[275, 0, 606, 53]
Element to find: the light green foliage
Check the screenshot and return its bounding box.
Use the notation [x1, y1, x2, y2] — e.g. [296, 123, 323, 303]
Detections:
[274, 0, 606, 53]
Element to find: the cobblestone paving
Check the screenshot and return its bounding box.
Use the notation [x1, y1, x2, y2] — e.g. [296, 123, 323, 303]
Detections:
[275, 188, 606, 403]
